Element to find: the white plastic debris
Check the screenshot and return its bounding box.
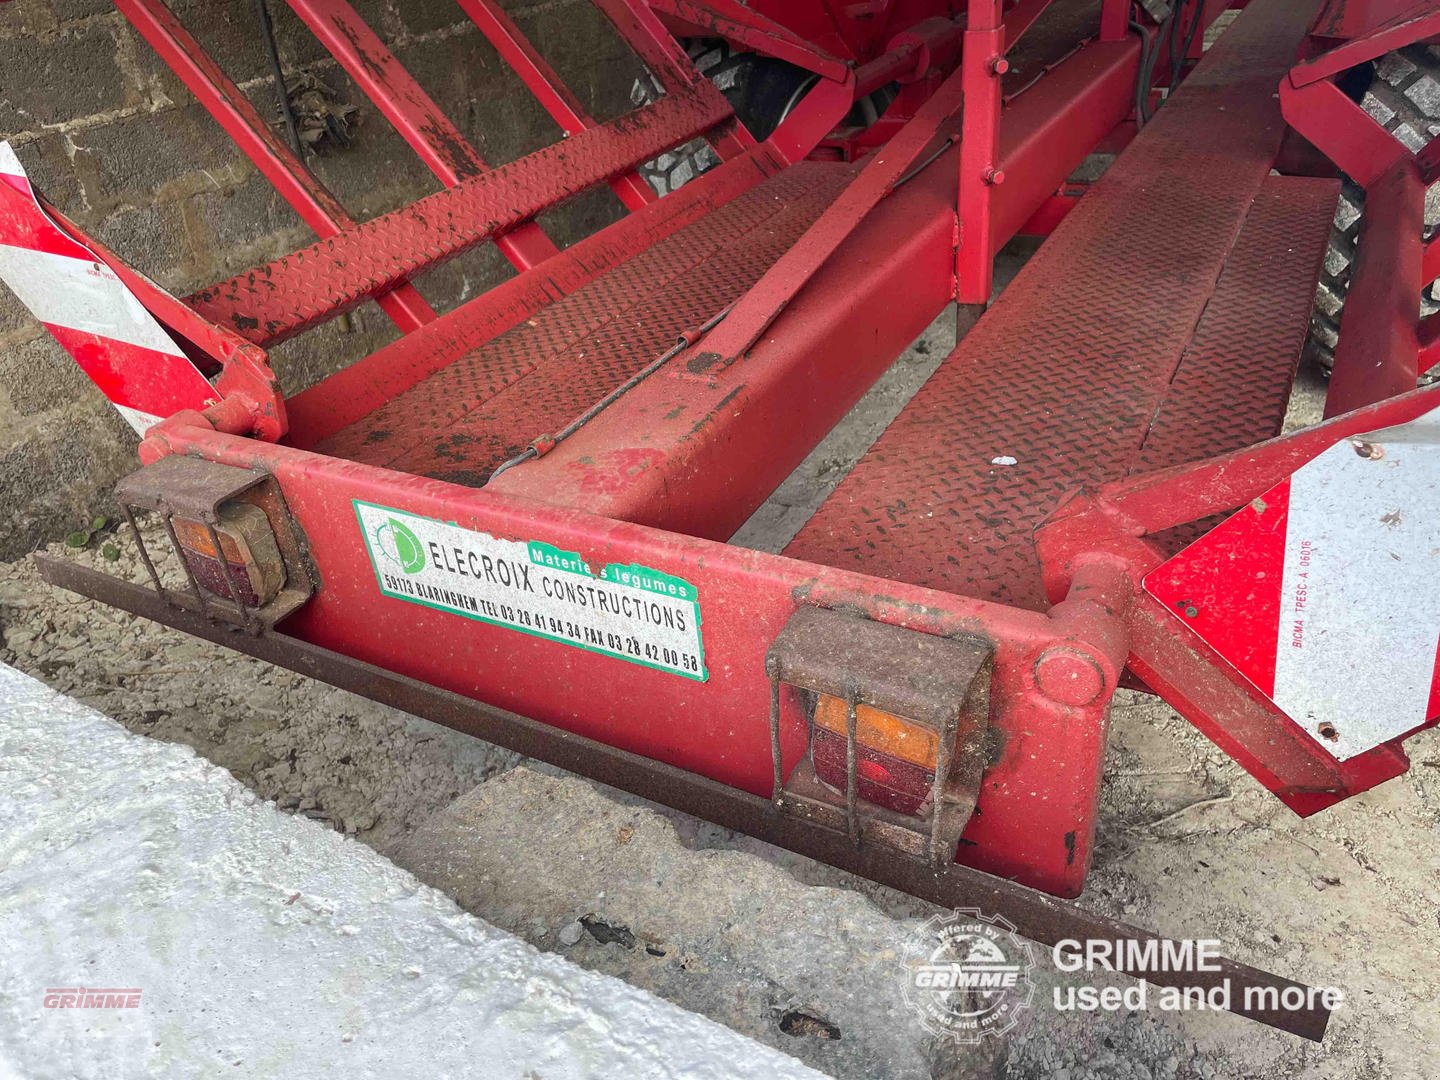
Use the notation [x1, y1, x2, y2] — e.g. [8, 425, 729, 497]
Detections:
[0, 664, 821, 1080]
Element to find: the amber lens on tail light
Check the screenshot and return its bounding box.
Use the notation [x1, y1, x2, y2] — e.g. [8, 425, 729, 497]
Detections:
[813, 695, 938, 768]
[172, 501, 285, 607]
[811, 695, 938, 816]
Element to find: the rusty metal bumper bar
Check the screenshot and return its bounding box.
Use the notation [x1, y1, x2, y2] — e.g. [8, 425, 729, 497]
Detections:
[35, 553, 1330, 1043]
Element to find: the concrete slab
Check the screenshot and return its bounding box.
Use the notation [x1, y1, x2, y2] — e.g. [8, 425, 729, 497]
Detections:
[0, 664, 821, 1080]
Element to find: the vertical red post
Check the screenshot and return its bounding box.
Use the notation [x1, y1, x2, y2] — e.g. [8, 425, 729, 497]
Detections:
[955, 0, 1005, 305]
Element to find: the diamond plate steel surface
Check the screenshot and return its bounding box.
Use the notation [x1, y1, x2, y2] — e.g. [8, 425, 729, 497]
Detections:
[186, 83, 730, 346]
[786, 0, 1323, 611]
[318, 161, 852, 484]
[1131, 174, 1337, 474]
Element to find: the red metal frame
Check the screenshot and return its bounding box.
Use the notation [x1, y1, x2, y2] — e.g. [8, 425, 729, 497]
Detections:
[1278, 2, 1440, 415]
[453, 0, 656, 211]
[9, 0, 1435, 930]
[112, 0, 438, 336]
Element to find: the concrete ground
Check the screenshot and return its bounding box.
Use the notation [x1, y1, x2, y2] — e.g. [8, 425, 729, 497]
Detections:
[0, 665, 825, 1080]
[2, 287, 1437, 1077]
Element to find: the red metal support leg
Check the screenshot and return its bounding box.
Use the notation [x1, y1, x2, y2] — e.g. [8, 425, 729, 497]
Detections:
[112, 0, 436, 335]
[956, 0, 1005, 304]
[283, 0, 560, 271]
[1324, 159, 1424, 417]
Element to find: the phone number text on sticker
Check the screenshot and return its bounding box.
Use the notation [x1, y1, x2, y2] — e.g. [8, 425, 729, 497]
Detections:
[354, 501, 707, 681]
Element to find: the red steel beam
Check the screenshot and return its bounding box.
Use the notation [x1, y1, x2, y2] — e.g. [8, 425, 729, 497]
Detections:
[646, 0, 852, 80]
[956, 0, 1005, 304]
[187, 82, 730, 346]
[1324, 160, 1423, 417]
[1079, 381, 1440, 535]
[284, 144, 786, 447]
[284, 0, 560, 271]
[693, 57, 967, 363]
[139, 416, 1110, 897]
[488, 38, 1139, 539]
[592, 0, 754, 159]
[453, 0, 654, 211]
[112, 0, 436, 336]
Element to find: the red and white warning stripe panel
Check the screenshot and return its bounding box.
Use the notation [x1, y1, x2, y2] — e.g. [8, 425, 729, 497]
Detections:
[1146, 405, 1440, 762]
[0, 141, 215, 434]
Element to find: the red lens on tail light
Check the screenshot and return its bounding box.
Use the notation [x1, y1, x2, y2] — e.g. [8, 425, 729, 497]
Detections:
[172, 502, 285, 607]
[810, 695, 938, 816]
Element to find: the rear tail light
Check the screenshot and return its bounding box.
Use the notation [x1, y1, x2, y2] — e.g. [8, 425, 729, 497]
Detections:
[811, 694, 937, 816]
[172, 501, 285, 607]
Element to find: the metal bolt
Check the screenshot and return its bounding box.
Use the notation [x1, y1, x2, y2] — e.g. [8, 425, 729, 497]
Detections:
[989, 56, 1009, 75]
[1184, 605, 1199, 618]
[1034, 646, 1107, 707]
[983, 167, 1005, 185]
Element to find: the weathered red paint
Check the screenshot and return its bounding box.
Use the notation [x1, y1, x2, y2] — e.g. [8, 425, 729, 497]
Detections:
[17, 0, 1434, 909]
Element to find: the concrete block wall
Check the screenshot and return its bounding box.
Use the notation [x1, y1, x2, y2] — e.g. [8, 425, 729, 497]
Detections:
[0, 0, 643, 560]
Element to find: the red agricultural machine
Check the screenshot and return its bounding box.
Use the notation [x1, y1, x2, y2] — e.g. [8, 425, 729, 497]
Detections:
[4, 0, 1439, 1043]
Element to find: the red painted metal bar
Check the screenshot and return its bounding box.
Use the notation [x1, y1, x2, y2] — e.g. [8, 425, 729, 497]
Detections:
[453, 0, 654, 211]
[1292, 1, 1440, 85]
[1324, 159, 1423, 417]
[988, 37, 1138, 253]
[1419, 311, 1440, 373]
[284, 144, 787, 447]
[955, 0, 1005, 304]
[766, 73, 857, 164]
[593, 0, 754, 159]
[1280, 76, 1410, 187]
[1077, 382, 1440, 535]
[112, 0, 436, 336]
[693, 59, 967, 363]
[139, 415, 1111, 897]
[186, 82, 731, 346]
[647, 0, 852, 80]
[488, 38, 1140, 538]
[1099, 0, 1130, 39]
[283, 0, 559, 271]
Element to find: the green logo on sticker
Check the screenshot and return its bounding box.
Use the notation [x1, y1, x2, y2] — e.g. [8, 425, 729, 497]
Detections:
[375, 517, 426, 574]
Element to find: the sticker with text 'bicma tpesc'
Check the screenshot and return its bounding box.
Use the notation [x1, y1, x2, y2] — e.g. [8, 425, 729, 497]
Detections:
[354, 501, 707, 681]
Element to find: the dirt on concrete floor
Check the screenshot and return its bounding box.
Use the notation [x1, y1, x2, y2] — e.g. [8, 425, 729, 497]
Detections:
[3, 302, 1437, 1078]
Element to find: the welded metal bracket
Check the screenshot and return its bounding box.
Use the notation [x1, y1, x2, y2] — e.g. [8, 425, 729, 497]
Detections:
[765, 605, 993, 867]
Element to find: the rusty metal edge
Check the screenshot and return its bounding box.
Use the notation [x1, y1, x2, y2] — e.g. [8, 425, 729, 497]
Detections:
[33, 553, 1330, 1043]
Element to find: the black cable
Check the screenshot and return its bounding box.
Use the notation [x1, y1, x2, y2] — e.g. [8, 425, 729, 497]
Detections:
[1169, 0, 1205, 93]
[255, 0, 305, 158]
[1129, 13, 1156, 127]
[893, 135, 956, 190]
[486, 305, 734, 484]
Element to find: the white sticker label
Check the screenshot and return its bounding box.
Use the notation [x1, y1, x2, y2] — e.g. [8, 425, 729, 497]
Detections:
[354, 501, 707, 681]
